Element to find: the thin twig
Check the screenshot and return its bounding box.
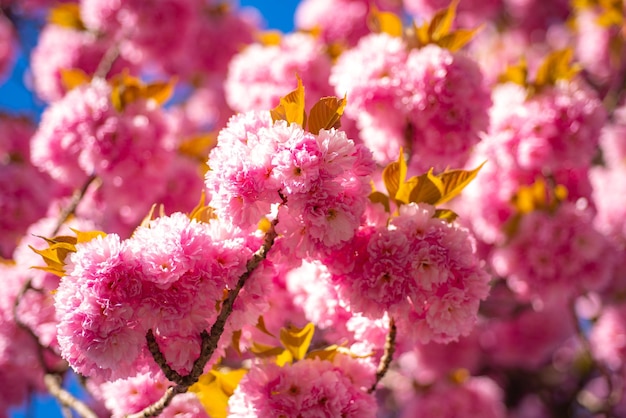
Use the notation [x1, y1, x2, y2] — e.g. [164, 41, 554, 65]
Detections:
[94, 44, 120, 79]
[52, 174, 98, 236]
[126, 220, 279, 418]
[44, 374, 98, 418]
[368, 317, 397, 393]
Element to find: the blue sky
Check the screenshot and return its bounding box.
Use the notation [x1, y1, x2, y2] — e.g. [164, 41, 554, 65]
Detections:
[6, 1, 299, 417]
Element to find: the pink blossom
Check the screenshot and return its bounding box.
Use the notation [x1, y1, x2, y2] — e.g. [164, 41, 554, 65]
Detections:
[404, 0, 502, 28]
[225, 32, 333, 113]
[330, 203, 490, 344]
[490, 202, 615, 302]
[295, 0, 402, 47]
[399, 376, 506, 418]
[0, 13, 14, 82]
[228, 358, 377, 417]
[486, 80, 606, 173]
[31, 77, 174, 233]
[590, 302, 626, 371]
[480, 296, 577, 369]
[331, 34, 490, 172]
[94, 369, 209, 417]
[30, 24, 131, 103]
[80, 0, 201, 69]
[55, 234, 146, 379]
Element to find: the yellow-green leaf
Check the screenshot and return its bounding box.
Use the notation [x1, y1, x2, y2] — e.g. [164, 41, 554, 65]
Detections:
[498, 58, 528, 86]
[534, 48, 581, 89]
[29, 235, 80, 277]
[178, 133, 216, 163]
[257, 30, 283, 46]
[231, 330, 243, 356]
[48, 3, 86, 30]
[382, 150, 407, 203]
[307, 96, 347, 135]
[188, 191, 215, 223]
[60, 69, 91, 91]
[256, 315, 276, 337]
[369, 191, 391, 213]
[407, 169, 444, 205]
[110, 72, 175, 112]
[434, 161, 485, 205]
[367, 7, 404, 37]
[306, 345, 341, 362]
[433, 209, 459, 223]
[249, 342, 286, 358]
[428, 0, 458, 40]
[270, 76, 306, 127]
[276, 349, 294, 366]
[71, 229, 107, 244]
[436, 26, 482, 52]
[279, 322, 315, 361]
[143, 79, 176, 106]
[190, 369, 247, 418]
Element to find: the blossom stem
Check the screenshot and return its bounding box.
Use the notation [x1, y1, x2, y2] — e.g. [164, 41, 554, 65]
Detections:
[127, 219, 279, 418]
[368, 316, 397, 394]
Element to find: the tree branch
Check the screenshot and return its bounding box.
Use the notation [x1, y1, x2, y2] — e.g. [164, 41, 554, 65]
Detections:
[126, 219, 279, 418]
[368, 316, 397, 393]
[44, 374, 98, 418]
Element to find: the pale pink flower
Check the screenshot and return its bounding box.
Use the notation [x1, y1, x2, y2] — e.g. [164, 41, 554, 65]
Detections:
[399, 376, 506, 418]
[228, 358, 377, 417]
[225, 32, 333, 113]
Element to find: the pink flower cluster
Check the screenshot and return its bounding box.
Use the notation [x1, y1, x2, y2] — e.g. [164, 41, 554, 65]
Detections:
[205, 110, 375, 258]
[30, 24, 131, 103]
[225, 33, 334, 113]
[0, 115, 58, 258]
[228, 357, 377, 417]
[331, 33, 491, 173]
[55, 213, 271, 380]
[0, 13, 14, 82]
[490, 202, 614, 302]
[30, 78, 175, 233]
[330, 203, 491, 344]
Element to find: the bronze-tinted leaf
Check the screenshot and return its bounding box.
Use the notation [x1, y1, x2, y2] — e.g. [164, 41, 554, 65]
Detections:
[307, 96, 347, 134]
[367, 7, 404, 37]
[270, 76, 306, 127]
[434, 161, 485, 205]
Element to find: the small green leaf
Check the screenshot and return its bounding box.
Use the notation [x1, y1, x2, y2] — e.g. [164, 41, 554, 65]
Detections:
[279, 322, 315, 361]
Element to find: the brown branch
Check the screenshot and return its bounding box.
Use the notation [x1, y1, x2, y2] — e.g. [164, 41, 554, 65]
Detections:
[368, 316, 397, 393]
[44, 374, 98, 418]
[146, 329, 184, 385]
[52, 174, 98, 236]
[570, 299, 620, 417]
[94, 44, 120, 79]
[126, 219, 279, 418]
